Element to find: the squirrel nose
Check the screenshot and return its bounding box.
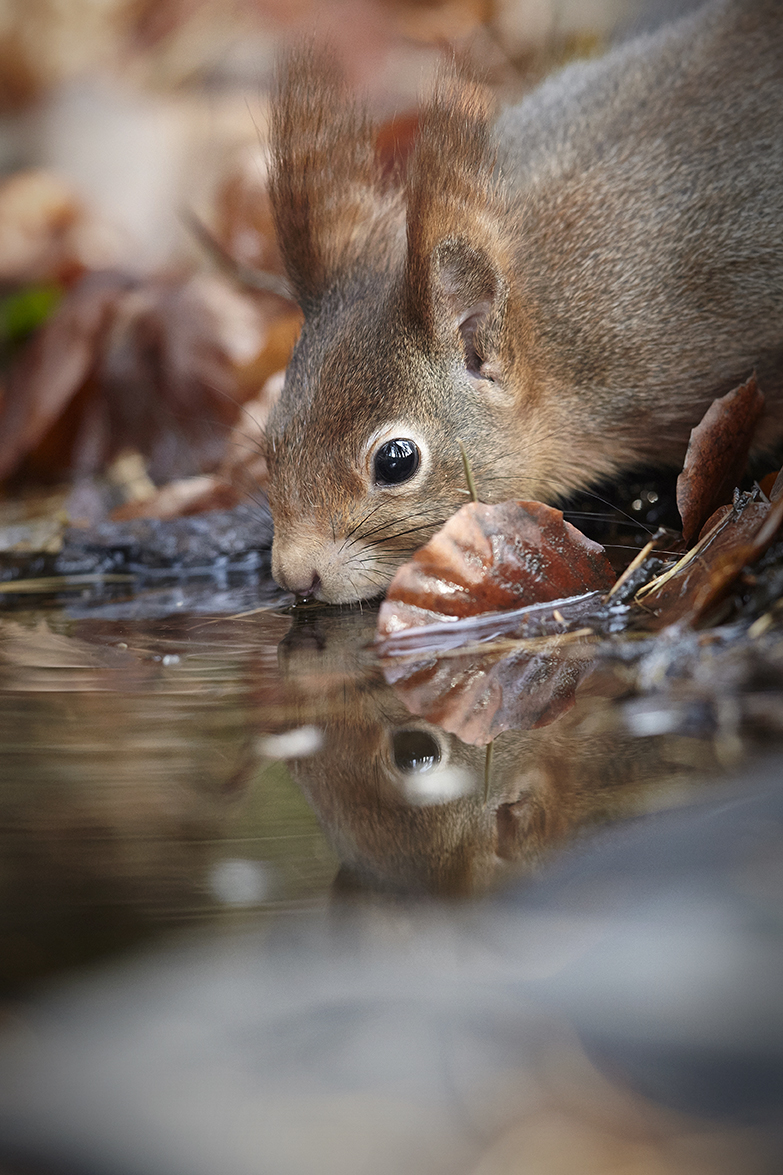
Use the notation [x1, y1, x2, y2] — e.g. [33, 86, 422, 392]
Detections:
[294, 572, 321, 600]
[278, 566, 321, 598]
[271, 538, 326, 598]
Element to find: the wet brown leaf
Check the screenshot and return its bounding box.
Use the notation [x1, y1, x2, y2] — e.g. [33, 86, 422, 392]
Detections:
[377, 500, 615, 638]
[380, 490, 783, 747]
[676, 375, 765, 546]
[378, 586, 603, 745]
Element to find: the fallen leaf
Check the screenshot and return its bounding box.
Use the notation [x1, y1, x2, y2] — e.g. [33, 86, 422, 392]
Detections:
[637, 491, 783, 627]
[0, 270, 134, 481]
[377, 500, 615, 638]
[0, 270, 293, 486]
[676, 375, 765, 545]
[110, 475, 240, 521]
[0, 170, 80, 284]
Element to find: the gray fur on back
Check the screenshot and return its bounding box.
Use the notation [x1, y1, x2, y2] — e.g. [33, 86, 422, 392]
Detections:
[493, 0, 783, 445]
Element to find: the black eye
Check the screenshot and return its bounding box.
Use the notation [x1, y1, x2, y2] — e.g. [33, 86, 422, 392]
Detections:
[374, 438, 420, 485]
[392, 730, 441, 774]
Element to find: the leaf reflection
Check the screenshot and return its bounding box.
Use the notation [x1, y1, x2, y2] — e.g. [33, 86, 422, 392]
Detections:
[271, 607, 719, 898]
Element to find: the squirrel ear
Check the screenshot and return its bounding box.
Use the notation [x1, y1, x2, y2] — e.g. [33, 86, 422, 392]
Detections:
[432, 238, 506, 374]
[404, 66, 505, 363]
[269, 49, 395, 311]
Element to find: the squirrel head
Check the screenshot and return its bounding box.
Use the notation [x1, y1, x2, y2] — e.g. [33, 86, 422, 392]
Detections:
[265, 52, 575, 602]
[266, 7, 783, 604]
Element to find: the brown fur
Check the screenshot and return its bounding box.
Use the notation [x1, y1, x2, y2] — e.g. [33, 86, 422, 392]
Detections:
[266, 0, 783, 603]
[269, 49, 403, 310]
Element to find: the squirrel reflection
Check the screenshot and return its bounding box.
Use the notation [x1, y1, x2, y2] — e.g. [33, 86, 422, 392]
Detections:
[272, 607, 707, 898]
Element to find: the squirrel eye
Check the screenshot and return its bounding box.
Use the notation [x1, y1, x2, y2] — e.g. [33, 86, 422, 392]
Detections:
[392, 729, 441, 773]
[374, 438, 420, 485]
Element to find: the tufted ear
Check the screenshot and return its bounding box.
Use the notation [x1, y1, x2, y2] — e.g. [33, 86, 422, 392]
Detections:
[269, 49, 397, 312]
[404, 67, 507, 368]
[432, 237, 507, 374]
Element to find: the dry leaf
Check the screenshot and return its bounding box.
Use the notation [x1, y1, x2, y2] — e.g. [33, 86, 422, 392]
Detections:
[109, 475, 240, 521]
[676, 375, 765, 545]
[0, 170, 81, 283]
[0, 270, 294, 486]
[639, 492, 783, 627]
[0, 270, 134, 480]
[377, 500, 615, 638]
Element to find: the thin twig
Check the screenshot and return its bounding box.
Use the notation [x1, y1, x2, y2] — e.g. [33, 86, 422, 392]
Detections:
[483, 740, 494, 804]
[183, 209, 295, 301]
[0, 574, 133, 593]
[606, 528, 665, 599]
[457, 439, 478, 503]
[380, 626, 598, 666]
[635, 509, 736, 601]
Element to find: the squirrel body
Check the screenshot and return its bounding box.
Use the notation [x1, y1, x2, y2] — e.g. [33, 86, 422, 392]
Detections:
[266, 0, 783, 603]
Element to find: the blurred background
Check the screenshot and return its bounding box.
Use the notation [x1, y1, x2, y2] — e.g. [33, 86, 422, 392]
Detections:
[0, 0, 665, 512]
[0, 0, 635, 274]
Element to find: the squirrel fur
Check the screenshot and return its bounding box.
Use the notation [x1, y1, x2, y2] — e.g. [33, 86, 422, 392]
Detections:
[265, 0, 783, 604]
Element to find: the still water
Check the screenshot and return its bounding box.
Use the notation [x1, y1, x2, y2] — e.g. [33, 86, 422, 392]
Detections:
[0, 572, 781, 1174]
[0, 577, 730, 987]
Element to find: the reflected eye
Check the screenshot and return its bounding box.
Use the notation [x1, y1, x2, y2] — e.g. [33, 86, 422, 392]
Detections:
[374, 438, 420, 485]
[392, 729, 441, 773]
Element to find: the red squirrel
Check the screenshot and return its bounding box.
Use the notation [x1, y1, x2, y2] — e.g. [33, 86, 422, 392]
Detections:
[265, 0, 783, 604]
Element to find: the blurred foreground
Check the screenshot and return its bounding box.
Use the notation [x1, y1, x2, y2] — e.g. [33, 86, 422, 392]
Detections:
[0, 754, 781, 1175]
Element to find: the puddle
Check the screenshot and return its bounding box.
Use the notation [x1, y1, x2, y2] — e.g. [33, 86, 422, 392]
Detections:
[0, 575, 782, 1175]
[2, 574, 777, 992]
[0, 596, 334, 991]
